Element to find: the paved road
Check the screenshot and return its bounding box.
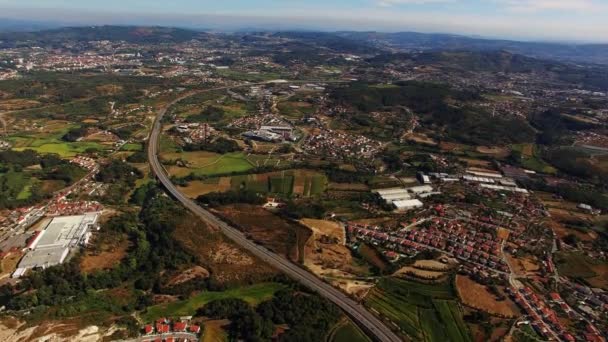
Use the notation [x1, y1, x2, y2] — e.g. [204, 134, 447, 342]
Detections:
[147, 82, 403, 342]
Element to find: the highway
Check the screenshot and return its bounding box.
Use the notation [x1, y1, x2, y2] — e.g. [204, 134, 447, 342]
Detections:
[147, 83, 403, 342]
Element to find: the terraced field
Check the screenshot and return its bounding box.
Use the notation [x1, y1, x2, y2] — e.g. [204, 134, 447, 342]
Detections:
[366, 277, 471, 342]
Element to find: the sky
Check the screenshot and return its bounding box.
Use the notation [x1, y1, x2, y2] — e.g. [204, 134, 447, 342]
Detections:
[1, 0, 607, 42]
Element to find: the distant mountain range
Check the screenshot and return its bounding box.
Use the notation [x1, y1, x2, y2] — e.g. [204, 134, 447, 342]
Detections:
[337, 31, 608, 65]
[1, 25, 607, 66]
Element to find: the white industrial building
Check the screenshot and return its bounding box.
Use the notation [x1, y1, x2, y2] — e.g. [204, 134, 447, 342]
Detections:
[12, 213, 99, 278]
[393, 199, 424, 211]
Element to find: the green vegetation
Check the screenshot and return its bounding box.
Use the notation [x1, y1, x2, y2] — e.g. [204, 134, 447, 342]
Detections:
[330, 81, 535, 145]
[331, 321, 371, 342]
[366, 277, 471, 342]
[510, 144, 557, 174]
[142, 282, 285, 321]
[10, 135, 107, 157]
[554, 252, 603, 279]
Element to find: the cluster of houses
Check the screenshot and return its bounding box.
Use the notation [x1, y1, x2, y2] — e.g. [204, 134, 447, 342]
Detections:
[69, 156, 97, 170]
[347, 217, 510, 273]
[302, 127, 383, 160]
[143, 317, 202, 341]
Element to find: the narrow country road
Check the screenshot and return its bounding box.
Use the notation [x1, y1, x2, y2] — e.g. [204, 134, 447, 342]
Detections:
[147, 81, 403, 342]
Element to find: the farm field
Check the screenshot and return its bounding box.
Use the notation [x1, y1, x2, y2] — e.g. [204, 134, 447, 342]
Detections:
[511, 143, 557, 174]
[9, 135, 108, 157]
[365, 277, 471, 342]
[554, 252, 608, 289]
[330, 319, 371, 342]
[162, 151, 255, 177]
[455, 275, 519, 317]
[142, 282, 285, 321]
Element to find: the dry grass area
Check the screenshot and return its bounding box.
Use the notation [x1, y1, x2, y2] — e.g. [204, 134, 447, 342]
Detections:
[82, 131, 119, 143]
[203, 319, 229, 342]
[459, 158, 493, 168]
[413, 259, 451, 271]
[299, 220, 372, 298]
[0, 251, 23, 280]
[217, 204, 300, 260]
[167, 266, 210, 287]
[507, 255, 540, 276]
[476, 146, 510, 157]
[456, 275, 520, 317]
[80, 238, 129, 274]
[587, 263, 608, 289]
[0, 318, 109, 342]
[172, 209, 277, 284]
[299, 219, 345, 244]
[406, 133, 437, 146]
[0, 99, 41, 110]
[179, 178, 231, 198]
[497, 228, 511, 241]
[393, 266, 445, 280]
[439, 141, 467, 151]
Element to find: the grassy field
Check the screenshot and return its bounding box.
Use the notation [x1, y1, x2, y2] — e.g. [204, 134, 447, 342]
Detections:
[120, 143, 143, 151]
[554, 252, 608, 288]
[511, 144, 557, 174]
[366, 277, 471, 342]
[9, 135, 108, 157]
[163, 151, 255, 177]
[142, 282, 285, 321]
[331, 320, 371, 342]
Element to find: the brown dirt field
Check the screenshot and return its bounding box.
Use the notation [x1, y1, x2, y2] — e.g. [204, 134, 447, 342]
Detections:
[167, 266, 210, 287]
[328, 183, 369, 191]
[96, 84, 123, 95]
[82, 119, 99, 124]
[40, 179, 66, 193]
[179, 180, 230, 198]
[520, 144, 534, 157]
[172, 209, 277, 284]
[547, 220, 596, 242]
[80, 238, 129, 274]
[217, 204, 298, 260]
[456, 275, 520, 317]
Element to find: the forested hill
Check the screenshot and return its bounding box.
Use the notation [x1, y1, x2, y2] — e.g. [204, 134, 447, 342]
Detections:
[338, 31, 608, 65]
[0, 26, 208, 46]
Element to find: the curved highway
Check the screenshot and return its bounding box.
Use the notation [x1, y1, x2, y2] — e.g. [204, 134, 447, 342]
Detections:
[148, 83, 403, 342]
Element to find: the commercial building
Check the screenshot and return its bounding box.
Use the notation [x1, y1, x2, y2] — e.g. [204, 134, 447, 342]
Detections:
[12, 213, 99, 278]
[393, 199, 424, 211]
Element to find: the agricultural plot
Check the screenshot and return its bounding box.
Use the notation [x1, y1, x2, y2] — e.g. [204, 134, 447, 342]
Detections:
[9, 134, 108, 157]
[330, 320, 371, 342]
[511, 143, 557, 174]
[366, 277, 471, 342]
[162, 151, 255, 177]
[554, 252, 608, 289]
[142, 282, 285, 321]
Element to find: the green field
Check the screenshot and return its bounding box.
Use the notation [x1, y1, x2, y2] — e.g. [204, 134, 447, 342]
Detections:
[554, 252, 604, 279]
[366, 278, 471, 342]
[511, 144, 557, 174]
[229, 169, 327, 196]
[120, 143, 143, 151]
[142, 282, 285, 321]
[331, 321, 371, 342]
[9, 135, 107, 157]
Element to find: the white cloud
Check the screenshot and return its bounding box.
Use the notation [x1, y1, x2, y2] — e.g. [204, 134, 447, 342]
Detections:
[494, 0, 603, 12]
[376, 0, 456, 7]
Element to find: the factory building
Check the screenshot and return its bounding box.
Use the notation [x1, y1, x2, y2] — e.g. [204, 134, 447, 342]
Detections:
[12, 213, 99, 278]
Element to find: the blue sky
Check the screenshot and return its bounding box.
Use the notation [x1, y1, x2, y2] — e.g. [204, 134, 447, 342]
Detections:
[1, 0, 607, 42]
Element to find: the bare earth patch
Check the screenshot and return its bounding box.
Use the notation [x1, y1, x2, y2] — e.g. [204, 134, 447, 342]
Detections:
[167, 266, 210, 287]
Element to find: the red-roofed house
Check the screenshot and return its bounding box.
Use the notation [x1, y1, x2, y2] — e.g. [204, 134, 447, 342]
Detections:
[144, 324, 153, 335]
[189, 325, 201, 334]
[173, 322, 187, 332]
